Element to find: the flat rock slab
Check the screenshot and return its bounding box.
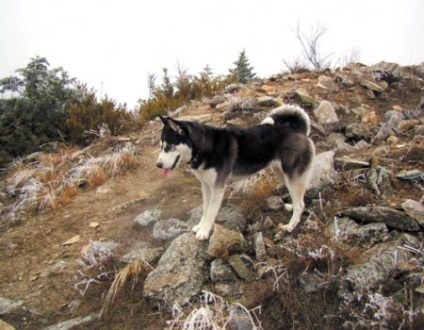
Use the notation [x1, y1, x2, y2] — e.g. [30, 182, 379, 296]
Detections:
[143, 233, 207, 310]
[340, 206, 420, 231]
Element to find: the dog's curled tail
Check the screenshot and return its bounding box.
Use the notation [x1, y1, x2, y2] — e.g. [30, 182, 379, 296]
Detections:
[261, 104, 311, 136]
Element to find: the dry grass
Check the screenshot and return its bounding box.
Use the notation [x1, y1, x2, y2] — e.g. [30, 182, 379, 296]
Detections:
[166, 291, 263, 330]
[101, 259, 153, 317]
[2, 141, 138, 218]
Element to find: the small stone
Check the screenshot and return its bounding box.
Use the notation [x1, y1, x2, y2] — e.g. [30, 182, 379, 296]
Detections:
[253, 232, 266, 261]
[228, 254, 255, 281]
[152, 218, 189, 241]
[89, 221, 99, 228]
[133, 209, 162, 228]
[62, 235, 80, 246]
[387, 136, 399, 145]
[210, 259, 235, 283]
[207, 224, 247, 258]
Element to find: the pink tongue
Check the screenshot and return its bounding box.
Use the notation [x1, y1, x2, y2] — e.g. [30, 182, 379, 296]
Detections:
[162, 169, 172, 177]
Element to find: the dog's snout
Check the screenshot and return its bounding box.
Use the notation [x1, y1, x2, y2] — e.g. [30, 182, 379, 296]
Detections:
[156, 162, 163, 169]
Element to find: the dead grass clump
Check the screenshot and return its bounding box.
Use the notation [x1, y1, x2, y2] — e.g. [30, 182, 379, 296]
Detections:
[101, 259, 153, 317]
[167, 291, 262, 329]
[231, 172, 277, 215]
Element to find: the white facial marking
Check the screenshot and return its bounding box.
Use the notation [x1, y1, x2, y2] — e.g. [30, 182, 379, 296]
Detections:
[156, 142, 192, 170]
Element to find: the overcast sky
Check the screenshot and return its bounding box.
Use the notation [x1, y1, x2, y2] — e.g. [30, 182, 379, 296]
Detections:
[1, 0, 423, 109]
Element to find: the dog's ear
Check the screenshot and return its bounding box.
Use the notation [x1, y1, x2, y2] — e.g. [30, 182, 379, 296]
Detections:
[167, 117, 185, 136]
[159, 115, 168, 126]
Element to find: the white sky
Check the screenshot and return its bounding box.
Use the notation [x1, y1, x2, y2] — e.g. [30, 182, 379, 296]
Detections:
[1, 0, 423, 109]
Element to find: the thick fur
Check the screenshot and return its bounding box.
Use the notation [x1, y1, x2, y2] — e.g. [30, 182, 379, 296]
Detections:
[156, 104, 315, 240]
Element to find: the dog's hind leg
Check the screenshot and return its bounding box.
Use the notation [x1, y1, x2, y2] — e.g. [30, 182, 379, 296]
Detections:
[271, 165, 293, 212]
[277, 175, 307, 235]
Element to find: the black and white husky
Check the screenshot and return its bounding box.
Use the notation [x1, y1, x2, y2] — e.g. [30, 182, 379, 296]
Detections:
[156, 105, 315, 240]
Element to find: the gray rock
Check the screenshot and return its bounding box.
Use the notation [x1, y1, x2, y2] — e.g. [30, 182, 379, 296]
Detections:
[143, 233, 206, 309]
[133, 209, 162, 228]
[120, 242, 164, 264]
[253, 232, 266, 261]
[210, 258, 236, 282]
[340, 206, 420, 231]
[293, 88, 315, 107]
[308, 151, 340, 191]
[345, 123, 374, 142]
[334, 156, 369, 170]
[227, 305, 255, 330]
[207, 224, 247, 258]
[266, 196, 284, 210]
[152, 218, 189, 241]
[40, 260, 67, 278]
[42, 313, 100, 330]
[340, 234, 412, 297]
[0, 297, 24, 315]
[326, 133, 354, 151]
[188, 205, 246, 232]
[371, 61, 402, 82]
[257, 96, 278, 107]
[317, 75, 339, 92]
[329, 217, 388, 245]
[228, 254, 255, 281]
[401, 199, 424, 226]
[314, 100, 339, 124]
[396, 169, 424, 181]
[214, 283, 243, 298]
[359, 78, 385, 93]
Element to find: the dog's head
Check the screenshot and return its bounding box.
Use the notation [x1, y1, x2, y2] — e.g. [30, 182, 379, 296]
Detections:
[156, 115, 193, 176]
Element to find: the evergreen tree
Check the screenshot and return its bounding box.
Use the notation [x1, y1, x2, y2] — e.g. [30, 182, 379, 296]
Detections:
[231, 49, 256, 83]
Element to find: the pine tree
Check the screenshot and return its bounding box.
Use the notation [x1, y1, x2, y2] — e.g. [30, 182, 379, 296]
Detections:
[232, 49, 256, 83]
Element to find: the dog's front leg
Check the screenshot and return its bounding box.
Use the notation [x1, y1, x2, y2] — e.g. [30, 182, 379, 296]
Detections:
[194, 186, 225, 240]
[192, 181, 211, 234]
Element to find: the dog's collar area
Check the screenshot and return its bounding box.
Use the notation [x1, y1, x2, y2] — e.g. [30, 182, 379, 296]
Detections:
[188, 151, 201, 169]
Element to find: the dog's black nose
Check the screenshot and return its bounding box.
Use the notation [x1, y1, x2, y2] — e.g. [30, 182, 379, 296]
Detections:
[156, 162, 163, 169]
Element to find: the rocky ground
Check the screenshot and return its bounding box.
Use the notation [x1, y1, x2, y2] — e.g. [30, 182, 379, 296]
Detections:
[1, 61, 424, 329]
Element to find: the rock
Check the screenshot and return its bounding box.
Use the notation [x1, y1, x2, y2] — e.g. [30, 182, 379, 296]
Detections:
[0, 297, 24, 315]
[207, 224, 247, 258]
[326, 133, 353, 151]
[334, 156, 369, 170]
[293, 88, 314, 107]
[317, 75, 339, 92]
[133, 209, 162, 228]
[396, 169, 424, 181]
[359, 78, 385, 93]
[62, 235, 80, 246]
[152, 218, 189, 241]
[253, 232, 266, 261]
[0, 319, 15, 330]
[361, 111, 379, 126]
[143, 233, 206, 309]
[228, 254, 255, 281]
[214, 283, 243, 298]
[266, 196, 284, 210]
[308, 151, 340, 191]
[340, 206, 420, 231]
[313, 100, 339, 124]
[371, 61, 402, 82]
[120, 242, 164, 264]
[398, 119, 420, 132]
[207, 95, 227, 108]
[210, 258, 236, 282]
[40, 260, 67, 278]
[329, 217, 388, 245]
[260, 84, 277, 95]
[43, 313, 100, 330]
[188, 205, 246, 232]
[227, 305, 255, 330]
[257, 96, 278, 107]
[345, 123, 374, 142]
[340, 234, 412, 298]
[401, 199, 424, 226]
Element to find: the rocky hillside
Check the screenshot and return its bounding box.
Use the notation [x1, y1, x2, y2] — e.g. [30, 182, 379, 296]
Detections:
[1, 61, 424, 329]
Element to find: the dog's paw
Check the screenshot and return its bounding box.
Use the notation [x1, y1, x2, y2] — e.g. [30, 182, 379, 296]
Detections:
[195, 228, 211, 241]
[192, 224, 200, 233]
[284, 203, 293, 212]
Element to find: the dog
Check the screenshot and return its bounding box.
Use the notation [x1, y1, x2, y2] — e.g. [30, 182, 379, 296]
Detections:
[156, 104, 315, 240]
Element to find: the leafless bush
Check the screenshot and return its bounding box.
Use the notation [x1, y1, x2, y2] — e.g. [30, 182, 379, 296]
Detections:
[294, 22, 333, 70]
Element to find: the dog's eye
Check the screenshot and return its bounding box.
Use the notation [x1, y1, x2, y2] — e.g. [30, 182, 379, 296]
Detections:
[164, 144, 175, 152]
